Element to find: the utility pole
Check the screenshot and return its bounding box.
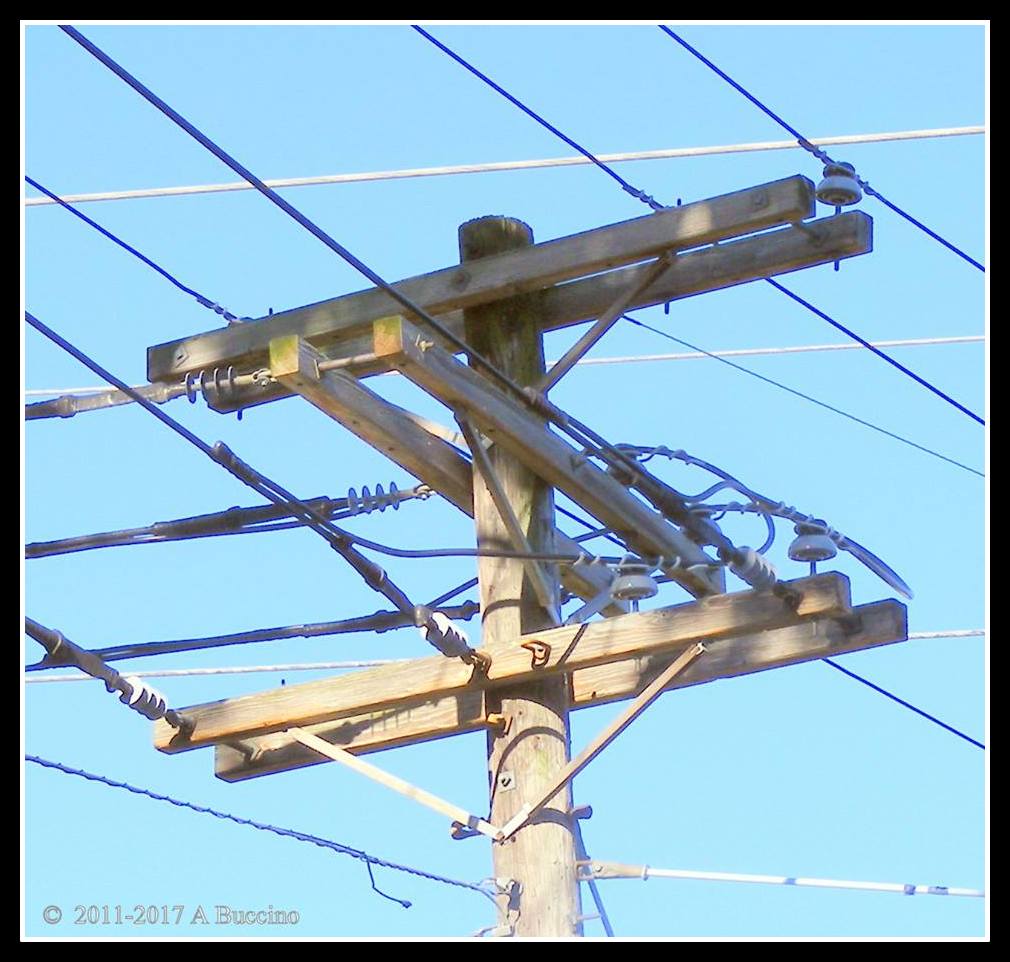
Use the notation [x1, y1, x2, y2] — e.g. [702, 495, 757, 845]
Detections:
[140, 176, 915, 940]
[460, 216, 582, 937]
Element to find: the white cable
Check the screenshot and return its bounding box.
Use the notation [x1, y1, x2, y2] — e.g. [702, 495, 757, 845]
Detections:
[24, 126, 984, 207]
[24, 659, 402, 683]
[24, 630, 982, 683]
[24, 335, 985, 399]
[908, 629, 984, 640]
[595, 863, 983, 898]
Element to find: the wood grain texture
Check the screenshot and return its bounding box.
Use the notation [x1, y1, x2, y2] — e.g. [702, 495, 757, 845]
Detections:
[269, 333, 622, 611]
[214, 599, 904, 781]
[147, 176, 815, 382]
[197, 212, 872, 413]
[459, 215, 581, 936]
[374, 315, 720, 597]
[156, 573, 852, 752]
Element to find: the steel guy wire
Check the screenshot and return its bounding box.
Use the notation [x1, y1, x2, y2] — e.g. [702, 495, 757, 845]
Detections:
[656, 25, 986, 274]
[413, 26, 985, 427]
[26, 754, 492, 907]
[25, 174, 248, 325]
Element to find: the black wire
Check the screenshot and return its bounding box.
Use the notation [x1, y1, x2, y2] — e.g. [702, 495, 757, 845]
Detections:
[26, 754, 489, 902]
[623, 314, 983, 479]
[26, 175, 246, 323]
[412, 25, 661, 211]
[25, 310, 416, 616]
[58, 25, 535, 412]
[823, 659, 984, 750]
[657, 25, 985, 274]
[412, 25, 985, 428]
[766, 279, 984, 427]
[58, 24, 669, 516]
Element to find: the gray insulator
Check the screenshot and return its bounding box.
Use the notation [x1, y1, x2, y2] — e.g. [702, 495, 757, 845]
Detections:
[729, 547, 778, 590]
[816, 162, 863, 206]
[611, 567, 659, 602]
[420, 611, 471, 659]
[788, 529, 838, 563]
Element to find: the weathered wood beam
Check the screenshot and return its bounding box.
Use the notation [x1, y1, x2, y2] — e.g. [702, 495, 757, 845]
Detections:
[147, 176, 816, 382]
[155, 573, 851, 753]
[197, 212, 872, 413]
[372, 315, 721, 597]
[215, 597, 905, 781]
[268, 333, 624, 612]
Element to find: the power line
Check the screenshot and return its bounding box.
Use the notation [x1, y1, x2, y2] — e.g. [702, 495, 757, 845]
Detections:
[25, 175, 247, 324]
[583, 858, 984, 898]
[24, 334, 986, 400]
[623, 314, 983, 479]
[26, 754, 492, 908]
[24, 601, 480, 667]
[25, 310, 427, 623]
[57, 25, 685, 525]
[23, 126, 984, 208]
[411, 26, 986, 430]
[26, 660, 402, 682]
[24, 629, 985, 683]
[766, 279, 985, 426]
[656, 25, 985, 274]
[823, 658, 985, 750]
[412, 24, 661, 210]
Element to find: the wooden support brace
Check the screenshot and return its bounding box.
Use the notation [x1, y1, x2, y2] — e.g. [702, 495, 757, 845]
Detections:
[214, 597, 905, 780]
[372, 314, 720, 597]
[148, 176, 816, 382]
[539, 253, 673, 392]
[188, 213, 872, 412]
[499, 643, 705, 839]
[287, 727, 501, 840]
[268, 333, 623, 613]
[155, 573, 851, 752]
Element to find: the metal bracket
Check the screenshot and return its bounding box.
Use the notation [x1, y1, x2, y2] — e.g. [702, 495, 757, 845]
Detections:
[520, 640, 552, 669]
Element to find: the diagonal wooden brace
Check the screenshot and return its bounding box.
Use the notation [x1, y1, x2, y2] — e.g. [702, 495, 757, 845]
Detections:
[288, 727, 502, 840]
[269, 334, 625, 614]
[371, 315, 722, 597]
[499, 642, 706, 839]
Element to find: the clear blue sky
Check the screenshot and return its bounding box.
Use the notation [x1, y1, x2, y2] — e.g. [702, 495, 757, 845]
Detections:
[23, 22, 987, 939]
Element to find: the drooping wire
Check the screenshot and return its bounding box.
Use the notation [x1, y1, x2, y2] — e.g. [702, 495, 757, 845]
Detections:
[412, 26, 985, 428]
[25, 175, 248, 325]
[822, 659, 984, 750]
[26, 754, 491, 906]
[622, 313, 982, 479]
[656, 25, 985, 274]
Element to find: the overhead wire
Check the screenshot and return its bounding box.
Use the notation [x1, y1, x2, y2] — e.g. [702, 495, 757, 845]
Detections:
[25, 175, 248, 324]
[23, 126, 983, 207]
[26, 754, 493, 910]
[412, 26, 985, 427]
[656, 25, 986, 273]
[621, 314, 983, 478]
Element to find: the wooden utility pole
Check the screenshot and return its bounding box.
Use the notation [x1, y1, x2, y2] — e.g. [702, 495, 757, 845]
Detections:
[460, 216, 582, 937]
[142, 176, 916, 939]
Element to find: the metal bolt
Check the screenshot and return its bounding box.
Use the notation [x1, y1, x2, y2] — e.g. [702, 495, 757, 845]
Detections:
[498, 770, 516, 791]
